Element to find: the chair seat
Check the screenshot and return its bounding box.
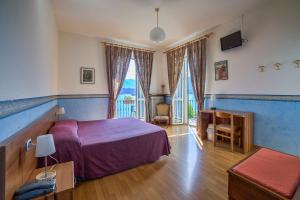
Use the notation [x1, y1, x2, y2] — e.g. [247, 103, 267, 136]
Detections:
[216, 124, 231, 132]
[153, 116, 169, 121]
[216, 124, 240, 133]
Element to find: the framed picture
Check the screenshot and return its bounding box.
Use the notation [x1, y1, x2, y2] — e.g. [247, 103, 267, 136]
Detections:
[80, 67, 95, 84]
[215, 60, 228, 80]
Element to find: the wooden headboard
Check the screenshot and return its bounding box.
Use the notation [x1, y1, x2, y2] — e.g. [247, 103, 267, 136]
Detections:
[0, 106, 58, 200]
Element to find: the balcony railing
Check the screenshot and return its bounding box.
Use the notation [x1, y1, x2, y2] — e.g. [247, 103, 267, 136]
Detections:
[117, 99, 136, 118]
[116, 99, 145, 120]
[117, 98, 197, 124]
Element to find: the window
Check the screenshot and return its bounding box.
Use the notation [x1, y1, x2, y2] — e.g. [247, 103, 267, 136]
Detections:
[117, 58, 145, 120]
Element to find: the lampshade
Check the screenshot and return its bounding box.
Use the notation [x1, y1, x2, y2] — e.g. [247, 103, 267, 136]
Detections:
[35, 134, 56, 157]
[58, 107, 65, 115]
[150, 8, 166, 43]
[150, 27, 166, 43]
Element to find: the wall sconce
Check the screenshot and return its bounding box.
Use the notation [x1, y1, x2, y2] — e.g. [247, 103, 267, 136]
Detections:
[294, 60, 300, 68]
[273, 63, 282, 70]
[258, 66, 265, 72]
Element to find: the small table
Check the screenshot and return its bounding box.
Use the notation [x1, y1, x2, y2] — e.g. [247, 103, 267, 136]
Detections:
[29, 161, 75, 200]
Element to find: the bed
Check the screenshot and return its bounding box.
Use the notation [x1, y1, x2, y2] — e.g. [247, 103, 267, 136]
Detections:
[228, 148, 300, 200]
[49, 118, 171, 180]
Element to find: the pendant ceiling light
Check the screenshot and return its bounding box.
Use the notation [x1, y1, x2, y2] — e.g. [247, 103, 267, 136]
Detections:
[150, 8, 166, 43]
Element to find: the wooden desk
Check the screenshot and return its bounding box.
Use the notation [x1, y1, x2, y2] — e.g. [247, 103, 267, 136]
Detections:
[200, 109, 254, 154]
[29, 161, 75, 200]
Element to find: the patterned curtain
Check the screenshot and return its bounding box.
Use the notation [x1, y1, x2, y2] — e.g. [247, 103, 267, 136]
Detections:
[166, 46, 186, 124]
[133, 50, 154, 122]
[187, 38, 207, 131]
[105, 45, 133, 119]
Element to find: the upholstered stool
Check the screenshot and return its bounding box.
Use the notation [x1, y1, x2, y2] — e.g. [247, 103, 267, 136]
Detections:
[228, 148, 300, 200]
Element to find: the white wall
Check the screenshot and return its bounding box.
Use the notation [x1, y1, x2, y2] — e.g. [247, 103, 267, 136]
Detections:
[58, 32, 168, 95]
[0, 0, 58, 100]
[206, 0, 300, 95]
[150, 51, 169, 95]
[58, 32, 107, 95]
[3, 0, 296, 100]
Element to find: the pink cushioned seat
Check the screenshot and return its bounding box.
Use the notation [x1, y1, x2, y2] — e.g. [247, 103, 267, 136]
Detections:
[233, 148, 300, 199]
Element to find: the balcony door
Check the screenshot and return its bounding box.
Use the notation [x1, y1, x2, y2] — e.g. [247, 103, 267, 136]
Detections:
[117, 58, 145, 120]
[173, 57, 187, 124]
[173, 56, 197, 126]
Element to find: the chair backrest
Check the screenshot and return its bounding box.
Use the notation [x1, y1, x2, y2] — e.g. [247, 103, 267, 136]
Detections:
[216, 112, 231, 119]
[156, 104, 169, 116]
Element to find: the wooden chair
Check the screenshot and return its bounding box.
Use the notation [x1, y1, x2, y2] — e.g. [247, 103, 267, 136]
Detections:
[152, 103, 170, 126]
[213, 111, 241, 152]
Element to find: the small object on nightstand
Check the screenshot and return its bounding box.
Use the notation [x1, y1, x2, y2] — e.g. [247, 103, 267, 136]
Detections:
[29, 161, 75, 200]
[14, 179, 56, 200]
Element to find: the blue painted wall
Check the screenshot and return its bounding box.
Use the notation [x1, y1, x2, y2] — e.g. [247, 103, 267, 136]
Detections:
[0, 100, 57, 142]
[58, 98, 108, 121]
[0, 96, 109, 143]
[1, 95, 299, 157]
[205, 98, 300, 156]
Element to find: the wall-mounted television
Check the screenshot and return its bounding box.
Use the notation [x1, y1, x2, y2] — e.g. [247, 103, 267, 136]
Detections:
[220, 31, 242, 51]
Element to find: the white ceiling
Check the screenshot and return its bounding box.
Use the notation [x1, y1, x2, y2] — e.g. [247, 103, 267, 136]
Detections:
[53, 0, 270, 49]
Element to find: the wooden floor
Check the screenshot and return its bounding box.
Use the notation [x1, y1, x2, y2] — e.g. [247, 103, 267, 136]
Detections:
[75, 125, 247, 200]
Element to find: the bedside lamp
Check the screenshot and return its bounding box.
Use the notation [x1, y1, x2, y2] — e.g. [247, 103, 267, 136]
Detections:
[58, 107, 65, 115]
[57, 107, 65, 120]
[35, 134, 56, 180]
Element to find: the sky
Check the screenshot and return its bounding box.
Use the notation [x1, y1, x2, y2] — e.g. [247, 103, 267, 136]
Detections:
[126, 59, 136, 79]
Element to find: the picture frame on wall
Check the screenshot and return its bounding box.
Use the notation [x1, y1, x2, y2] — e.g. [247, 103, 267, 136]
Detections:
[80, 67, 95, 84]
[215, 60, 228, 80]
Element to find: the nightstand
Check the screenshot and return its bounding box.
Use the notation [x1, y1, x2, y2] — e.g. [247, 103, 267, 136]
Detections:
[29, 161, 75, 200]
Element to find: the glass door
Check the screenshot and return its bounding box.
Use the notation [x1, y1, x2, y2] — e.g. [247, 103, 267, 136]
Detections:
[173, 58, 187, 124]
[172, 55, 197, 126]
[187, 64, 197, 126]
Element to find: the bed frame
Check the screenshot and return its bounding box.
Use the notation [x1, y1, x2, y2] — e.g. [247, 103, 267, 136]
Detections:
[228, 149, 300, 200]
[0, 106, 58, 200]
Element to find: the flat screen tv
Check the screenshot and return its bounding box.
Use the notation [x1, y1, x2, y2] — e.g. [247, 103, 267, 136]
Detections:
[220, 31, 242, 51]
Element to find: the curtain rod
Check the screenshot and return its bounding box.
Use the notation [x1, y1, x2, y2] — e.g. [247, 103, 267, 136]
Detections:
[101, 42, 155, 53]
[163, 32, 213, 53]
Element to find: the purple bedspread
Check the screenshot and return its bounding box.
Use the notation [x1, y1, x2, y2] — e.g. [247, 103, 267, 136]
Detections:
[50, 118, 170, 180]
